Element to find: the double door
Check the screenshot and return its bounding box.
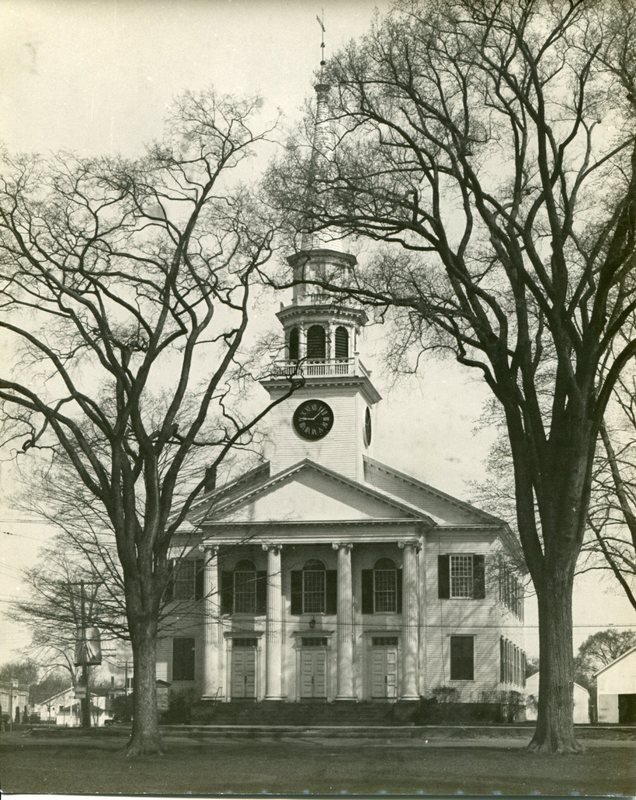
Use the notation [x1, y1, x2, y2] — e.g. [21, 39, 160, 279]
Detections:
[370, 646, 398, 699]
[231, 643, 257, 699]
[300, 648, 327, 698]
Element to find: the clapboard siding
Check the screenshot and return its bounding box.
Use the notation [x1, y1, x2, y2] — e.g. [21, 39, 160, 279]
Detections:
[264, 386, 368, 481]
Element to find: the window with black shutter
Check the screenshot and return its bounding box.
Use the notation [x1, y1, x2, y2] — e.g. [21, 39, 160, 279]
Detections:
[168, 559, 205, 601]
[302, 559, 326, 613]
[439, 554, 486, 599]
[373, 558, 397, 612]
[233, 560, 257, 613]
[172, 638, 195, 681]
[450, 635, 474, 680]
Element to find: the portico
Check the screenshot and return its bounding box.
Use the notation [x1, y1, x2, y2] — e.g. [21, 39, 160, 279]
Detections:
[198, 510, 427, 703]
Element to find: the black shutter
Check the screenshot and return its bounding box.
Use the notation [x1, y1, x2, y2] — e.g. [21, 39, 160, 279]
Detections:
[396, 569, 403, 614]
[165, 559, 175, 602]
[500, 637, 505, 682]
[291, 570, 302, 615]
[361, 569, 374, 614]
[173, 637, 195, 681]
[438, 555, 450, 599]
[195, 559, 204, 600]
[221, 571, 233, 614]
[326, 570, 337, 614]
[256, 571, 267, 614]
[473, 555, 486, 599]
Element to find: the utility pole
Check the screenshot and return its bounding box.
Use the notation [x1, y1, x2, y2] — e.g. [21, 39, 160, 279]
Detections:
[79, 580, 91, 729]
[70, 578, 102, 730]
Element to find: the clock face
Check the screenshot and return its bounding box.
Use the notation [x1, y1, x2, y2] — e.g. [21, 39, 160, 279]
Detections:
[293, 399, 334, 441]
[364, 407, 372, 447]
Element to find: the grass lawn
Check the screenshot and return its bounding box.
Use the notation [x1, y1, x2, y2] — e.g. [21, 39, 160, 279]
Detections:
[1, 730, 634, 796]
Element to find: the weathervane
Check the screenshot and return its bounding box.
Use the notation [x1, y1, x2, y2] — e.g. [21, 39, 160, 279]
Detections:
[316, 11, 326, 69]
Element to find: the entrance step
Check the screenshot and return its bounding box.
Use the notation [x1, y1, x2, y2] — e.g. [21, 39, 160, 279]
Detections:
[190, 700, 418, 727]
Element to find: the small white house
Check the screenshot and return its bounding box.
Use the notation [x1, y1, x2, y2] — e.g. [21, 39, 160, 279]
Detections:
[595, 645, 636, 724]
[525, 672, 590, 723]
[37, 687, 108, 727]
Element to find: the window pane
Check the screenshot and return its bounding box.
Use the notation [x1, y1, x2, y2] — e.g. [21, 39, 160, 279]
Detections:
[450, 635, 474, 680]
[234, 570, 257, 613]
[374, 569, 397, 612]
[450, 555, 473, 598]
[303, 570, 325, 613]
[174, 561, 195, 600]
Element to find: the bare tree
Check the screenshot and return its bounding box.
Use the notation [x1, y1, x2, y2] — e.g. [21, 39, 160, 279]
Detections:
[583, 330, 636, 608]
[269, 0, 636, 751]
[0, 90, 296, 755]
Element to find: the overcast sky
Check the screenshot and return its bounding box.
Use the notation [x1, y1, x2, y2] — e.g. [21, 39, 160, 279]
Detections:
[0, 0, 633, 666]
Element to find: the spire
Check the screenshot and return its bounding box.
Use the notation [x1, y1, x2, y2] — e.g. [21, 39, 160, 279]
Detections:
[300, 12, 342, 253]
[316, 11, 326, 72]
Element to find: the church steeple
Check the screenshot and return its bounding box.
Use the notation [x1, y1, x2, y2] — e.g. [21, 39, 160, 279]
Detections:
[260, 34, 381, 482]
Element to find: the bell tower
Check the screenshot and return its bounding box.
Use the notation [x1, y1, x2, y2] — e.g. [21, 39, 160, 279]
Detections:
[261, 78, 381, 482]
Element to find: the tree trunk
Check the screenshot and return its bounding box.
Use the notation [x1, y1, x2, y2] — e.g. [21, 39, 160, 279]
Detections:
[529, 569, 582, 753]
[126, 619, 162, 757]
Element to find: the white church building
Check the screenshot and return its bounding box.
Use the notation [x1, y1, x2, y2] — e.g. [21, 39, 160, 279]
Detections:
[156, 82, 526, 711]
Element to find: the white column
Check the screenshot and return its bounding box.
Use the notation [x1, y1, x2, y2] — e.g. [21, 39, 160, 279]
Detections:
[202, 546, 221, 699]
[333, 542, 355, 700]
[400, 541, 420, 700]
[263, 544, 283, 700]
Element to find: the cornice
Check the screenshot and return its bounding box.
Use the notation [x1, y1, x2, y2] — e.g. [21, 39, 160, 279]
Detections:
[260, 374, 382, 404]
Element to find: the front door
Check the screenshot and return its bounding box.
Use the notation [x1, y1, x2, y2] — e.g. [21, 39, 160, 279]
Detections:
[231, 641, 257, 699]
[300, 648, 327, 698]
[370, 643, 398, 699]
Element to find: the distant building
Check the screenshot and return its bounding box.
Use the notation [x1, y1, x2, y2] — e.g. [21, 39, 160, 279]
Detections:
[595, 645, 636, 724]
[36, 686, 108, 727]
[0, 682, 29, 724]
[524, 672, 590, 723]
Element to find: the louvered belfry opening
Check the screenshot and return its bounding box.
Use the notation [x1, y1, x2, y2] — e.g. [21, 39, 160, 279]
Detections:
[306, 325, 326, 359]
[288, 327, 300, 360]
[335, 326, 349, 359]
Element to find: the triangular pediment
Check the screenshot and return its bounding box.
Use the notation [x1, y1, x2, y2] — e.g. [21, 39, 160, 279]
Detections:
[203, 459, 431, 525]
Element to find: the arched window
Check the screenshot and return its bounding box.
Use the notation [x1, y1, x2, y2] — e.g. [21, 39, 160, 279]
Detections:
[374, 558, 398, 613]
[288, 327, 299, 361]
[335, 326, 349, 359]
[306, 325, 326, 359]
[233, 559, 257, 613]
[303, 559, 326, 613]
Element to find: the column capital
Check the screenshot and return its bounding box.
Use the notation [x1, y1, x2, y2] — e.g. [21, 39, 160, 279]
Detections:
[198, 543, 218, 556]
[398, 539, 421, 552]
[332, 542, 353, 552]
[262, 542, 282, 554]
